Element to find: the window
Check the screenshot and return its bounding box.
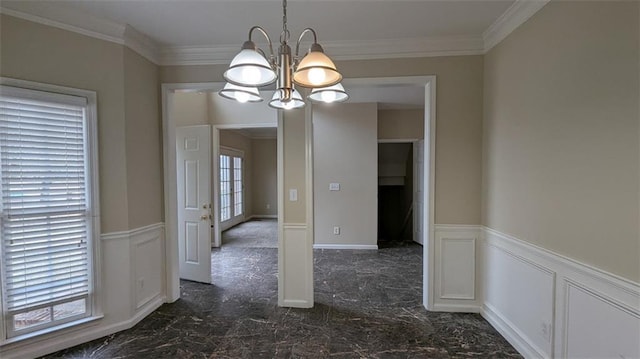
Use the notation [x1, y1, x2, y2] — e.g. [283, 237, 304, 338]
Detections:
[0, 80, 99, 340]
[219, 149, 243, 224]
[219, 154, 231, 222]
[233, 157, 243, 216]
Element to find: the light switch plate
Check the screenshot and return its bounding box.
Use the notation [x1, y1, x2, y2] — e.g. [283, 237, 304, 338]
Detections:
[329, 183, 340, 191]
[289, 189, 298, 201]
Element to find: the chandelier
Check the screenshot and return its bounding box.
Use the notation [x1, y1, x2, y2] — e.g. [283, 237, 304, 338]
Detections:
[218, 0, 348, 110]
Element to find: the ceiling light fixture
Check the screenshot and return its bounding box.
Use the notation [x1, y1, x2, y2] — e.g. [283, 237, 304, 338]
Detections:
[219, 0, 347, 109]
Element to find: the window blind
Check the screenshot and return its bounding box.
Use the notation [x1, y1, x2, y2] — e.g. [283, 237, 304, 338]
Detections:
[0, 90, 90, 313]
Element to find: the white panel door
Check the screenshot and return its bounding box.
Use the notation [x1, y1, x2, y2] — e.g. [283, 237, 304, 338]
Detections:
[413, 140, 425, 244]
[176, 125, 212, 283]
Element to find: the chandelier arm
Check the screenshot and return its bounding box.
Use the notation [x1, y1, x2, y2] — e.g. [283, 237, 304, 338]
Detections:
[248, 25, 276, 63]
[294, 28, 318, 59]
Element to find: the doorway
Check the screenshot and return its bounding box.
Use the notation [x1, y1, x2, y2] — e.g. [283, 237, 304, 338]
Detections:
[377, 142, 415, 247]
[162, 76, 436, 309]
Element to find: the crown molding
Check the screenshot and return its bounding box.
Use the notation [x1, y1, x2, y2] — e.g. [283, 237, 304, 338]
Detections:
[159, 35, 485, 66]
[483, 0, 550, 52]
[0, 6, 160, 65]
[2, 0, 550, 66]
[159, 45, 239, 66]
[0, 6, 124, 45]
[123, 25, 161, 64]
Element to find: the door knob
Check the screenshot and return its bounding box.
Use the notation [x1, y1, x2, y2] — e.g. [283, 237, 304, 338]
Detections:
[201, 215, 209, 220]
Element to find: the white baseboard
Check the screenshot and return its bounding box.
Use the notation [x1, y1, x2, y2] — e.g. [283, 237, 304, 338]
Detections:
[481, 302, 545, 359]
[249, 214, 277, 219]
[280, 299, 313, 308]
[313, 243, 378, 250]
[432, 303, 480, 313]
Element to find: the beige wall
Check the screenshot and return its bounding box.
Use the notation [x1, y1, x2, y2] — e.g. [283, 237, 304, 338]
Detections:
[220, 130, 253, 218]
[314, 103, 378, 246]
[124, 48, 163, 229]
[173, 92, 209, 126]
[161, 55, 484, 225]
[483, 1, 640, 281]
[378, 109, 424, 140]
[0, 14, 162, 233]
[283, 109, 307, 223]
[252, 139, 278, 216]
[208, 93, 277, 126]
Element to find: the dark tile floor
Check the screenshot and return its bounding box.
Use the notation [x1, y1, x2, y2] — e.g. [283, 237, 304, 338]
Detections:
[43, 227, 520, 358]
[221, 218, 277, 248]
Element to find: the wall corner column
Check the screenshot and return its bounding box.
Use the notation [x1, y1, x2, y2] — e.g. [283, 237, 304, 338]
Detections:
[277, 107, 314, 308]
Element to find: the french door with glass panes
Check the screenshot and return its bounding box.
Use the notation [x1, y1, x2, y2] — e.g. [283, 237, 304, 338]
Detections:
[219, 149, 244, 230]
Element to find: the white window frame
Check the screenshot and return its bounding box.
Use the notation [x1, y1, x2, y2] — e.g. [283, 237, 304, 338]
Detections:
[219, 147, 244, 229]
[0, 77, 102, 345]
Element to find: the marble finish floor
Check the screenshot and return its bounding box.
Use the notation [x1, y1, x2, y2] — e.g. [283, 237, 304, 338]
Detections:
[221, 218, 277, 248]
[43, 244, 521, 358]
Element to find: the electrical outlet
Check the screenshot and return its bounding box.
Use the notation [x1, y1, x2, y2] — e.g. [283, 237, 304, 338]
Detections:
[540, 322, 551, 342]
[333, 226, 340, 235]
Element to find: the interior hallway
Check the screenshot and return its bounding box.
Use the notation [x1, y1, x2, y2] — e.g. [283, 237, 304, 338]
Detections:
[43, 220, 520, 358]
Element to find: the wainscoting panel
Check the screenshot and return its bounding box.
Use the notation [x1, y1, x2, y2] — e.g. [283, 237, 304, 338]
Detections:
[563, 280, 640, 358]
[481, 227, 640, 359]
[482, 235, 555, 358]
[131, 224, 165, 309]
[279, 223, 313, 308]
[433, 225, 481, 312]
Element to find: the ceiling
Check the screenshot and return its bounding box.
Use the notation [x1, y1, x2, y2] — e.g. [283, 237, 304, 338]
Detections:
[1, 0, 548, 108]
[0, 0, 542, 65]
[3, 1, 514, 47]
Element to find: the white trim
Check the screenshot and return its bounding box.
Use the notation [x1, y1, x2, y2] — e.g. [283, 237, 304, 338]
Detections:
[101, 223, 165, 241]
[481, 226, 640, 359]
[280, 299, 311, 308]
[481, 302, 546, 359]
[160, 35, 485, 66]
[432, 303, 480, 313]
[313, 244, 378, 250]
[276, 113, 285, 306]
[122, 24, 161, 64]
[483, 227, 639, 294]
[0, 7, 160, 64]
[305, 104, 315, 306]
[2, 1, 548, 65]
[0, 7, 124, 44]
[435, 224, 483, 232]
[483, 0, 550, 52]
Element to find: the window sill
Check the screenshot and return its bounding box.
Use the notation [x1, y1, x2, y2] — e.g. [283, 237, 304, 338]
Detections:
[1, 315, 104, 347]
